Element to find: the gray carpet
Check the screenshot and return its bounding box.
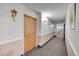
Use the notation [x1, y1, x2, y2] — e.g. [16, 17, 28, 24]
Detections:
[25, 31, 68, 56]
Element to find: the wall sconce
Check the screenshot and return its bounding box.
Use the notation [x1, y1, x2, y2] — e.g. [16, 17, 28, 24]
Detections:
[11, 9, 17, 21]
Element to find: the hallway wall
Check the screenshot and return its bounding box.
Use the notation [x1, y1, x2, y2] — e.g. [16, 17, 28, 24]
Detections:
[41, 17, 54, 35]
[38, 13, 65, 46]
[65, 3, 79, 56]
[38, 14, 55, 46]
[0, 3, 41, 56]
[36, 12, 41, 47]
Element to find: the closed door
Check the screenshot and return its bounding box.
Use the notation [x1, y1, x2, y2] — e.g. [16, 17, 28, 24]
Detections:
[24, 15, 36, 54]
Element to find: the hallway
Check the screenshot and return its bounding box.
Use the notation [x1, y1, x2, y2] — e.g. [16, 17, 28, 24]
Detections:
[25, 31, 68, 56]
[0, 3, 79, 56]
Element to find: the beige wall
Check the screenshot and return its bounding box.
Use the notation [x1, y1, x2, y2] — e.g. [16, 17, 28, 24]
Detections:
[0, 40, 23, 56]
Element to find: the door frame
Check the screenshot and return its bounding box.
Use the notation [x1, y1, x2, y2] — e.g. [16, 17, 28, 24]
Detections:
[64, 24, 65, 41]
[23, 14, 37, 54]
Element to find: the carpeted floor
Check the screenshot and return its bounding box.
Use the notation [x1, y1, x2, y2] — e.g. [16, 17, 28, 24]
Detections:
[25, 31, 68, 56]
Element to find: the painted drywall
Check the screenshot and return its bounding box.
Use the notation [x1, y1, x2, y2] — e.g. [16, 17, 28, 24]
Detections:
[0, 40, 23, 56]
[41, 14, 54, 35]
[65, 3, 79, 55]
[37, 13, 55, 46]
[36, 12, 41, 46]
[0, 3, 41, 56]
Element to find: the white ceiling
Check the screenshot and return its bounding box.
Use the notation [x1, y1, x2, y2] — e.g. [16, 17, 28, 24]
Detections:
[23, 3, 69, 22]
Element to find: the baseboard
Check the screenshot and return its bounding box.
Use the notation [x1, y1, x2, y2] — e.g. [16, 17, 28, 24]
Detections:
[37, 35, 56, 48]
[20, 54, 23, 56]
[37, 45, 42, 48]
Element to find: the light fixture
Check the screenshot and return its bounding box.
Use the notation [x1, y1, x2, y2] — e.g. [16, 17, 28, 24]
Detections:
[11, 9, 17, 21]
[42, 12, 51, 18]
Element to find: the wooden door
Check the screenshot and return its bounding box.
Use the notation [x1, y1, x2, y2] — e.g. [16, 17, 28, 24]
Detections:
[24, 15, 36, 54]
